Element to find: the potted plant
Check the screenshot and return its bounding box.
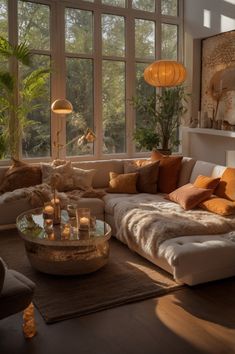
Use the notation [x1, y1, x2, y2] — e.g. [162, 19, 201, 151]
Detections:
[0, 36, 50, 160]
[132, 85, 188, 154]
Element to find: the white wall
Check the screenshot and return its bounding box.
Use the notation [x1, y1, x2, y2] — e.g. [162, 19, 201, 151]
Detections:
[183, 0, 235, 164]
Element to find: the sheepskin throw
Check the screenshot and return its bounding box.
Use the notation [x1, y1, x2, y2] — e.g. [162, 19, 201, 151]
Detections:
[113, 194, 235, 262]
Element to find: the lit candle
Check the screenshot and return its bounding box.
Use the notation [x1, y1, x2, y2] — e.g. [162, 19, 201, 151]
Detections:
[79, 216, 89, 229]
[44, 205, 54, 214]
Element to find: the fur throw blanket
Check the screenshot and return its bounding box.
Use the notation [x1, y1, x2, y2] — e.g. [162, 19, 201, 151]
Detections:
[0, 183, 106, 208]
[113, 194, 235, 261]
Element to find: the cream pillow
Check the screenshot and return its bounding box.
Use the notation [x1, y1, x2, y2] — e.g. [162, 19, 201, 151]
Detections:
[41, 162, 96, 192]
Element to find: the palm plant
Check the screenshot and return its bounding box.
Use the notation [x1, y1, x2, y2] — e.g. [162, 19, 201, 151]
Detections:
[0, 36, 50, 159]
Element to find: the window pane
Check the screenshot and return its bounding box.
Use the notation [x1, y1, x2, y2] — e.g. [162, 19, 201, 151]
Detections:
[102, 15, 125, 57]
[161, 23, 178, 60]
[21, 55, 51, 158]
[18, 1, 50, 50]
[0, 0, 7, 38]
[65, 8, 93, 54]
[135, 19, 155, 59]
[66, 58, 94, 157]
[102, 60, 125, 154]
[132, 0, 155, 12]
[102, 0, 125, 7]
[161, 0, 178, 16]
[135, 63, 155, 152]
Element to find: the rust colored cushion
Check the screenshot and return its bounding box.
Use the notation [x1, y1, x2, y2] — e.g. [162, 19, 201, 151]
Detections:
[107, 172, 138, 194]
[193, 175, 220, 191]
[151, 152, 183, 193]
[166, 183, 213, 210]
[0, 159, 42, 193]
[214, 168, 235, 201]
[199, 197, 235, 216]
[124, 160, 159, 193]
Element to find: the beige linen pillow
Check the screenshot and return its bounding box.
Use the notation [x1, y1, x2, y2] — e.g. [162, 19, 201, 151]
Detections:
[41, 162, 96, 191]
[124, 160, 159, 193]
[166, 183, 213, 210]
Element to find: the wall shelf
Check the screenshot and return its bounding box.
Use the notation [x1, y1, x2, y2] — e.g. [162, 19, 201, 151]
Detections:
[183, 127, 235, 138]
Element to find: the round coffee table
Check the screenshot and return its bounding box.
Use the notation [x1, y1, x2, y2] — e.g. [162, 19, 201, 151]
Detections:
[16, 208, 111, 276]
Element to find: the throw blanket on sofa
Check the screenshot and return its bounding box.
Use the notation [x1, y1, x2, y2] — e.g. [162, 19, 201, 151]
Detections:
[0, 184, 106, 208]
[113, 194, 235, 261]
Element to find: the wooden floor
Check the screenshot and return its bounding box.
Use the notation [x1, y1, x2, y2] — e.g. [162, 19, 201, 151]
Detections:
[0, 277, 235, 354]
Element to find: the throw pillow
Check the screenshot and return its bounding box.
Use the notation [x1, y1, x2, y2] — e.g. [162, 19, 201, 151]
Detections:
[199, 197, 235, 216]
[166, 183, 213, 210]
[0, 159, 42, 193]
[214, 167, 235, 201]
[107, 172, 138, 193]
[193, 175, 220, 191]
[124, 160, 159, 193]
[151, 151, 183, 193]
[41, 162, 96, 192]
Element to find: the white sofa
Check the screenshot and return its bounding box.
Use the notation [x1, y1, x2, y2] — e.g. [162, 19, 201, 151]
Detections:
[0, 157, 235, 286]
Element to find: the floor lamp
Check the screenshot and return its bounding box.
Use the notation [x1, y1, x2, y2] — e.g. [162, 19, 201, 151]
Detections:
[51, 99, 73, 159]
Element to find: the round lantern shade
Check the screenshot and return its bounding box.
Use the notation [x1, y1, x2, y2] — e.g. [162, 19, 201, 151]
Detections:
[144, 60, 187, 87]
[51, 99, 73, 114]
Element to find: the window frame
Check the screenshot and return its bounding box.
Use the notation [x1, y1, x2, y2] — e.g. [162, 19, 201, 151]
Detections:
[2, 0, 184, 164]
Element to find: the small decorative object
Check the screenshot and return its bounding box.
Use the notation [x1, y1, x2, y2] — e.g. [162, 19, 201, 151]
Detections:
[44, 218, 54, 235]
[90, 215, 96, 230]
[60, 223, 71, 240]
[22, 303, 37, 339]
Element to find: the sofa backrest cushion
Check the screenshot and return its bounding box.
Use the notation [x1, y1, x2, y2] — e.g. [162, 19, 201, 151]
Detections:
[72, 160, 124, 188]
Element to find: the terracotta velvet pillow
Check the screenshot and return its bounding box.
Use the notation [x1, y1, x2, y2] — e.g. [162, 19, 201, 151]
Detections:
[193, 175, 220, 191]
[107, 172, 138, 193]
[124, 160, 159, 193]
[214, 168, 235, 201]
[151, 151, 183, 193]
[0, 159, 42, 193]
[166, 183, 213, 210]
[199, 197, 235, 216]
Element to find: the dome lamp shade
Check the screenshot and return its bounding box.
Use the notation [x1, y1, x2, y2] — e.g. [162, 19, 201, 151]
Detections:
[144, 60, 187, 87]
[51, 99, 73, 114]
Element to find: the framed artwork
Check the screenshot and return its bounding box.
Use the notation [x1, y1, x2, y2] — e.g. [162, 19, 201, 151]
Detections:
[201, 30, 235, 130]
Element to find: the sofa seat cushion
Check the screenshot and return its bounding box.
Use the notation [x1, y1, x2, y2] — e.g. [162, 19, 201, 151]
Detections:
[158, 234, 235, 285]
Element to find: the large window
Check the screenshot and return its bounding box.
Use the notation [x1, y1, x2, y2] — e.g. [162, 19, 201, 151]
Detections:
[0, 0, 183, 161]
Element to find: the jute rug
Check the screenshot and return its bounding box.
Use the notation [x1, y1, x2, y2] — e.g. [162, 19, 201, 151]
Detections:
[0, 229, 183, 324]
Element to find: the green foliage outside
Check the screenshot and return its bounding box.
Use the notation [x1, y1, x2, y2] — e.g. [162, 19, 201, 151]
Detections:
[0, 36, 50, 159]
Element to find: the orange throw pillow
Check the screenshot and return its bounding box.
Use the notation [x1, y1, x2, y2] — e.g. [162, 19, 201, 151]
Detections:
[215, 168, 235, 201]
[193, 175, 220, 191]
[166, 183, 213, 210]
[107, 172, 138, 193]
[199, 197, 235, 216]
[151, 152, 183, 193]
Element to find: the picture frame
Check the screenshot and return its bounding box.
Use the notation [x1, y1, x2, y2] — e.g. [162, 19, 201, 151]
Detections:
[200, 30, 235, 130]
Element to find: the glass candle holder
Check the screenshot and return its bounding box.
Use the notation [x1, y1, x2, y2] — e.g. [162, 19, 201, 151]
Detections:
[76, 208, 90, 230]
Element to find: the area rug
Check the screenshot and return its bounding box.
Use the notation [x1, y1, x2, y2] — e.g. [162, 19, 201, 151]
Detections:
[0, 229, 183, 324]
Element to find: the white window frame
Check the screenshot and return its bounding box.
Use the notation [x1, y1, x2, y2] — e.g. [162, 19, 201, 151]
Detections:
[2, 0, 184, 164]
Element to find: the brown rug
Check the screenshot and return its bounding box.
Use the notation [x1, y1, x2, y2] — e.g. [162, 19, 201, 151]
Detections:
[0, 229, 183, 324]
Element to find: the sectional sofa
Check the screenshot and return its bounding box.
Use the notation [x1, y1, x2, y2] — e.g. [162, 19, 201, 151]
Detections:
[0, 156, 235, 286]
